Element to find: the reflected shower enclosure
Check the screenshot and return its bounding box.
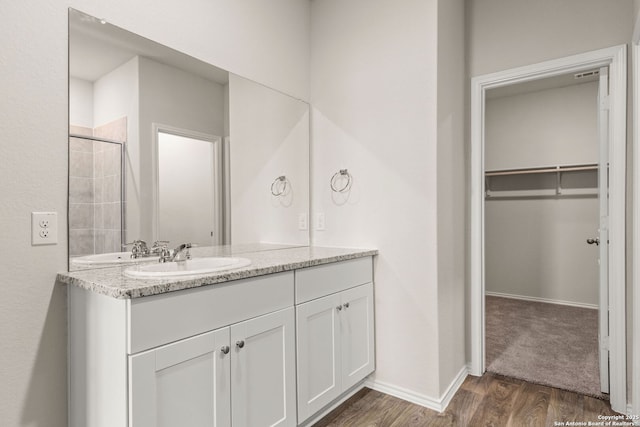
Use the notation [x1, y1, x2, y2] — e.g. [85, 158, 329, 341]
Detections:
[68, 121, 125, 257]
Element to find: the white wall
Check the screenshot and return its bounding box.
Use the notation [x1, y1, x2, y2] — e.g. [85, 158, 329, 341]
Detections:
[486, 198, 599, 304]
[69, 77, 94, 128]
[486, 82, 599, 170]
[310, 0, 465, 402]
[229, 74, 310, 246]
[138, 56, 226, 243]
[0, 1, 310, 425]
[436, 0, 467, 395]
[467, 0, 634, 77]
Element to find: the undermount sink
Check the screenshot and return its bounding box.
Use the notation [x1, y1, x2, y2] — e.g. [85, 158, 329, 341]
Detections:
[123, 257, 252, 278]
[71, 252, 159, 266]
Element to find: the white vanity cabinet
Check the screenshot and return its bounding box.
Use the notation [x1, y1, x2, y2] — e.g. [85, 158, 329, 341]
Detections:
[230, 308, 296, 427]
[67, 253, 375, 427]
[129, 308, 296, 427]
[294, 258, 375, 424]
[129, 327, 232, 427]
[69, 271, 296, 427]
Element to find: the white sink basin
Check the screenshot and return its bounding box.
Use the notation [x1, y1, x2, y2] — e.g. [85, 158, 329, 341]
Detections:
[124, 257, 252, 278]
[72, 252, 159, 266]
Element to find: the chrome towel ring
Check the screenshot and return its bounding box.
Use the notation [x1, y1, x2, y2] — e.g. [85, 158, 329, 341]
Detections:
[330, 169, 352, 193]
[271, 176, 288, 196]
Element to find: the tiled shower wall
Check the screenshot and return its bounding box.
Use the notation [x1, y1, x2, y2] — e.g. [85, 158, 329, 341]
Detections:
[68, 117, 126, 257]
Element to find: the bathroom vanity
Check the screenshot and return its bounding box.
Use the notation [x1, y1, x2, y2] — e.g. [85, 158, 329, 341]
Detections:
[58, 246, 376, 427]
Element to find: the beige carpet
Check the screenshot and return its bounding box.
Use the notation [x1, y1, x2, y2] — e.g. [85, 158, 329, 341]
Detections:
[485, 295, 605, 399]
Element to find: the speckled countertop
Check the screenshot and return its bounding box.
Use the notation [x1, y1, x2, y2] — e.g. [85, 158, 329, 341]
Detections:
[57, 246, 378, 299]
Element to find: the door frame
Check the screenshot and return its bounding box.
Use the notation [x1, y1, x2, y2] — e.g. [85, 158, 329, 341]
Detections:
[632, 33, 640, 420]
[151, 123, 224, 245]
[469, 45, 627, 412]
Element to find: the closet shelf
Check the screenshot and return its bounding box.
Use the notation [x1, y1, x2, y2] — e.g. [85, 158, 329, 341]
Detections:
[485, 163, 598, 177]
[485, 163, 599, 199]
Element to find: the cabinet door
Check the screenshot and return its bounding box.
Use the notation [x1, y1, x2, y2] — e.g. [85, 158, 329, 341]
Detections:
[129, 327, 231, 427]
[231, 307, 296, 427]
[296, 293, 342, 423]
[341, 283, 375, 390]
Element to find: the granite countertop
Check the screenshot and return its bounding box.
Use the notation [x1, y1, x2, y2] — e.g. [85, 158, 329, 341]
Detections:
[57, 246, 378, 299]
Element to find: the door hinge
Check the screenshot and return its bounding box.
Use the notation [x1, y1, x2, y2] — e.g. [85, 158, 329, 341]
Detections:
[600, 336, 609, 350]
[600, 95, 610, 110]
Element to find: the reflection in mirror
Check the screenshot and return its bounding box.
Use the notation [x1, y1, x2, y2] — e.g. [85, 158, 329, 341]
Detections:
[156, 128, 223, 247]
[68, 8, 309, 271]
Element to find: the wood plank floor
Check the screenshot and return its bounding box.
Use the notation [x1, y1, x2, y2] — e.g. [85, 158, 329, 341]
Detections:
[314, 373, 621, 427]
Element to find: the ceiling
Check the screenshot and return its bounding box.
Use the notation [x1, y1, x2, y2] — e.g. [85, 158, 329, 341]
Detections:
[69, 9, 229, 85]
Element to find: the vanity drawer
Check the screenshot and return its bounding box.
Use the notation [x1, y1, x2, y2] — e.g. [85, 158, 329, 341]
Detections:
[294, 257, 372, 304]
[128, 271, 294, 353]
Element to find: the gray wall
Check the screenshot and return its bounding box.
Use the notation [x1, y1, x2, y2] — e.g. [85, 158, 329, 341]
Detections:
[485, 82, 600, 306]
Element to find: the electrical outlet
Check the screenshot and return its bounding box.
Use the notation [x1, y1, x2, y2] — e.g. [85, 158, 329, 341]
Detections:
[315, 213, 326, 231]
[298, 213, 308, 230]
[32, 212, 57, 245]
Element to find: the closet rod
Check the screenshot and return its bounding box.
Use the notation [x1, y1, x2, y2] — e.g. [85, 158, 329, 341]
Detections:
[485, 163, 598, 177]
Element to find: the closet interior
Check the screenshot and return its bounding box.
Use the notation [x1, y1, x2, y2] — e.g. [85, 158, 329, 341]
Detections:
[483, 70, 605, 398]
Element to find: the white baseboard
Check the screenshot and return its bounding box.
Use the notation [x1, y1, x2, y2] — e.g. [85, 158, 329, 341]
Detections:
[628, 404, 640, 426]
[301, 381, 367, 427]
[485, 291, 598, 310]
[365, 365, 468, 413]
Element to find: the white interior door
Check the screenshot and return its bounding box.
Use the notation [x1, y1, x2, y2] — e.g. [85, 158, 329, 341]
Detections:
[158, 130, 222, 246]
[597, 66, 610, 394]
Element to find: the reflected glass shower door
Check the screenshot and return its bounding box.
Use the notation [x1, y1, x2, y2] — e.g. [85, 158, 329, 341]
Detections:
[68, 134, 125, 257]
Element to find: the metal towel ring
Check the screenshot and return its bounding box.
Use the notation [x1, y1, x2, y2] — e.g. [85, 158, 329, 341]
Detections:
[271, 176, 288, 196]
[330, 169, 352, 193]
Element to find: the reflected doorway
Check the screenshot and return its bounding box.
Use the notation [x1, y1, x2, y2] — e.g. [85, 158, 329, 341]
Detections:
[154, 126, 223, 247]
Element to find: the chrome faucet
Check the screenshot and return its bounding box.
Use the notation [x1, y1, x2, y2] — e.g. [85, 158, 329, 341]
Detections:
[126, 240, 171, 259]
[159, 243, 193, 263]
[126, 240, 149, 259]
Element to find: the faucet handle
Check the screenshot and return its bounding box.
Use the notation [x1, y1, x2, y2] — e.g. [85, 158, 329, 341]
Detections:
[159, 246, 173, 263]
[125, 240, 148, 258]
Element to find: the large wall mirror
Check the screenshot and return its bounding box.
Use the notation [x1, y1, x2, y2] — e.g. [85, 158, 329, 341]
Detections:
[68, 8, 310, 271]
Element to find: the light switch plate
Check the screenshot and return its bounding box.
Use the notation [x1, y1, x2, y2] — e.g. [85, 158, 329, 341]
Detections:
[32, 212, 58, 245]
[315, 213, 326, 231]
[298, 213, 308, 230]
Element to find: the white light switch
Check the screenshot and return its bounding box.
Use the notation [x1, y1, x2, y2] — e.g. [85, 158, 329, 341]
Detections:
[315, 213, 326, 231]
[298, 213, 308, 230]
[32, 212, 58, 245]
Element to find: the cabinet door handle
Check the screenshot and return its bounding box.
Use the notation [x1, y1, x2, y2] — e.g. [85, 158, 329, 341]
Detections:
[343, 302, 350, 309]
[236, 340, 245, 349]
[336, 305, 343, 312]
[220, 345, 230, 355]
